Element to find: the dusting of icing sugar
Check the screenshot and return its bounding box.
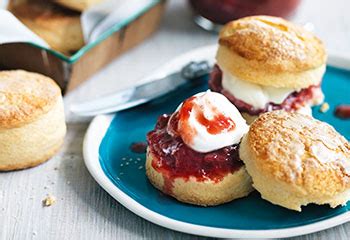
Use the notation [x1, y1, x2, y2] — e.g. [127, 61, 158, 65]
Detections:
[254, 111, 350, 187]
[281, 114, 314, 131]
[339, 158, 350, 176]
[285, 142, 304, 181]
[267, 130, 304, 181]
[310, 143, 335, 164]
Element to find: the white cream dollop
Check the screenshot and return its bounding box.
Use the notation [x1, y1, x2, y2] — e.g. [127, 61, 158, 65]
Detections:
[168, 91, 249, 153]
[220, 66, 299, 109]
[296, 105, 312, 116]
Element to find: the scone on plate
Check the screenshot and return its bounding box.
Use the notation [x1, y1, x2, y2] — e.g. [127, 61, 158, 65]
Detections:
[54, 0, 104, 12]
[0, 70, 66, 171]
[209, 15, 326, 123]
[146, 91, 253, 206]
[240, 110, 350, 211]
[8, 0, 84, 55]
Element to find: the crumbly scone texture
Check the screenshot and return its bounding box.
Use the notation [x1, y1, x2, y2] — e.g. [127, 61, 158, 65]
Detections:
[146, 149, 253, 206]
[0, 70, 61, 129]
[240, 110, 350, 211]
[216, 15, 327, 88]
[8, 0, 84, 55]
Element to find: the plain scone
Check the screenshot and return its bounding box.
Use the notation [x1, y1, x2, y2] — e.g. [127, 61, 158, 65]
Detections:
[240, 110, 350, 211]
[146, 149, 253, 206]
[0, 70, 66, 171]
[8, 0, 84, 55]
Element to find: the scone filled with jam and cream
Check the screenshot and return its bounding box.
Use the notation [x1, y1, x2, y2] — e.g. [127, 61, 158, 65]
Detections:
[209, 16, 326, 123]
[146, 91, 253, 206]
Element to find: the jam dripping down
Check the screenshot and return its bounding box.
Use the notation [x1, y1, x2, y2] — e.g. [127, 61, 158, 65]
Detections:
[147, 114, 242, 194]
[130, 142, 148, 154]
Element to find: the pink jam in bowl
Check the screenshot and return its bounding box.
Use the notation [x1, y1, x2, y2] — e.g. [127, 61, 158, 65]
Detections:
[189, 0, 301, 25]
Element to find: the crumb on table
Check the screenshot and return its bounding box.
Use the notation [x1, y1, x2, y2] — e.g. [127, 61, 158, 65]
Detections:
[42, 195, 56, 207]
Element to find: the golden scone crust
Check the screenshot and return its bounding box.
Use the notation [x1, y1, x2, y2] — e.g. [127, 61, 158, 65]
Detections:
[0, 70, 61, 129]
[0, 70, 66, 171]
[54, 0, 103, 12]
[240, 110, 350, 211]
[241, 105, 313, 123]
[217, 16, 327, 88]
[146, 149, 253, 206]
[9, 0, 84, 55]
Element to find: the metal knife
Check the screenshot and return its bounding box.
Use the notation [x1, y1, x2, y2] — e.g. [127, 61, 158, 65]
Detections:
[70, 61, 211, 116]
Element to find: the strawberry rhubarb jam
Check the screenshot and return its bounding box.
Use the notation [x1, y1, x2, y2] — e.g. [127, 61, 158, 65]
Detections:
[209, 65, 321, 115]
[146, 114, 243, 191]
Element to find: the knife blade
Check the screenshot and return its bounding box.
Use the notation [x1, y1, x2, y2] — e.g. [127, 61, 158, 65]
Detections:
[70, 61, 211, 116]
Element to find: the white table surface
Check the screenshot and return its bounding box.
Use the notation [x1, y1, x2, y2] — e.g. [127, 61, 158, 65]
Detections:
[1, 0, 350, 239]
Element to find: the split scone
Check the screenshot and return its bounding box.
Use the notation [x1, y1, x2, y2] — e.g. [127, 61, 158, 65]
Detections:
[54, 0, 104, 12]
[209, 15, 326, 123]
[146, 91, 253, 206]
[240, 110, 350, 211]
[0, 70, 66, 171]
[9, 0, 84, 55]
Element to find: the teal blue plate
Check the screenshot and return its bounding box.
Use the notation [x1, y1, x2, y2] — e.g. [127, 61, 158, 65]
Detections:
[83, 45, 350, 238]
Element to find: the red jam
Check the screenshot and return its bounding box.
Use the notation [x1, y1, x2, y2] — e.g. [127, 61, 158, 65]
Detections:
[209, 65, 319, 115]
[177, 96, 236, 145]
[130, 142, 148, 154]
[189, 0, 301, 25]
[147, 114, 243, 193]
[335, 105, 350, 119]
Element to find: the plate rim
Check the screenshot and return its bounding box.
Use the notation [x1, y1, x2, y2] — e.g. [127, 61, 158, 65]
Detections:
[83, 45, 350, 238]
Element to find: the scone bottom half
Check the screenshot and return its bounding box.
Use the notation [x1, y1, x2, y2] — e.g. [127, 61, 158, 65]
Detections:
[145, 92, 253, 207]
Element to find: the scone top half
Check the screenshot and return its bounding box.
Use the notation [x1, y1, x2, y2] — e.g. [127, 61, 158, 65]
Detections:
[0, 70, 61, 129]
[209, 16, 327, 122]
[240, 110, 350, 211]
[217, 15, 327, 89]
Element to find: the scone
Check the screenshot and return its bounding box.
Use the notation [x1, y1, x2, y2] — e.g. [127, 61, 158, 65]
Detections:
[209, 15, 326, 123]
[8, 0, 84, 55]
[239, 110, 350, 211]
[146, 91, 253, 206]
[0, 70, 66, 171]
[54, 0, 103, 12]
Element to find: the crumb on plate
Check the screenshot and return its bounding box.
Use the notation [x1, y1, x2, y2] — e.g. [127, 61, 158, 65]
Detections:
[320, 102, 330, 113]
[335, 105, 350, 119]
